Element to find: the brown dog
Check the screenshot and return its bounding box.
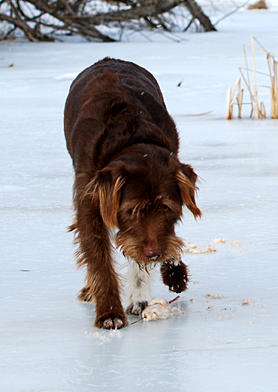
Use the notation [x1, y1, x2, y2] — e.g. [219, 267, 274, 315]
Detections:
[64, 58, 201, 329]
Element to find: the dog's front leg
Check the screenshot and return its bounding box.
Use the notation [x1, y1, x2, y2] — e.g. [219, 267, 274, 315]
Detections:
[126, 261, 152, 315]
[161, 259, 188, 293]
[74, 196, 128, 329]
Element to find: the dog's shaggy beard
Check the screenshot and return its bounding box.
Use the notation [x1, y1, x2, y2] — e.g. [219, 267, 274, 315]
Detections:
[115, 230, 184, 271]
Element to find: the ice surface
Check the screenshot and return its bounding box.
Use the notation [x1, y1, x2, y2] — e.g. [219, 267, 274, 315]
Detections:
[1, 8, 278, 392]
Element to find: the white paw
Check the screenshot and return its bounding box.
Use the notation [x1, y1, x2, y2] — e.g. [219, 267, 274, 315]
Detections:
[126, 301, 148, 315]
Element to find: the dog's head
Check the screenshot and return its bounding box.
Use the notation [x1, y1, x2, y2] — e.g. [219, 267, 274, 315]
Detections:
[89, 148, 201, 266]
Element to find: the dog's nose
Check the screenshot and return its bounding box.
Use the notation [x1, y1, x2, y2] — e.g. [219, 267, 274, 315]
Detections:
[144, 247, 162, 258]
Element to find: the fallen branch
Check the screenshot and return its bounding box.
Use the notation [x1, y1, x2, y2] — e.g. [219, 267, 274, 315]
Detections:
[0, 0, 217, 42]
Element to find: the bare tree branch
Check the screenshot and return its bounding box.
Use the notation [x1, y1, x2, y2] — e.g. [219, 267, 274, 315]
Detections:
[184, 0, 216, 31]
[0, 0, 217, 42]
[214, 0, 251, 26]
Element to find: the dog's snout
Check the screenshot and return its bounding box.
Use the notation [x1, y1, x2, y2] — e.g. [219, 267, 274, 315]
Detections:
[144, 247, 162, 258]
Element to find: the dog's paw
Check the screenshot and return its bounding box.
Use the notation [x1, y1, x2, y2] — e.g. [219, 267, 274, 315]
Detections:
[95, 311, 128, 329]
[161, 260, 188, 293]
[102, 317, 125, 330]
[126, 301, 148, 315]
[78, 287, 95, 303]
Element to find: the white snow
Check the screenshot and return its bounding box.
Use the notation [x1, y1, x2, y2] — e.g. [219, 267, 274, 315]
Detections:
[1, 7, 278, 392]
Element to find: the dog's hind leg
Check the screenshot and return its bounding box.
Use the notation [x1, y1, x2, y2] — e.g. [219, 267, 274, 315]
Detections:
[78, 286, 95, 302]
[126, 261, 153, 315]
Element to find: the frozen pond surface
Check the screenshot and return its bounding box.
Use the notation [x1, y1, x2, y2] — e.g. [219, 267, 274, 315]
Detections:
[1, 8, 278, 392]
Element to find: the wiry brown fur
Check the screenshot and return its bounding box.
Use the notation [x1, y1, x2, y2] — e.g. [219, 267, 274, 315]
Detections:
[64, 58, 201, 329]
[161, 260, 189, 293]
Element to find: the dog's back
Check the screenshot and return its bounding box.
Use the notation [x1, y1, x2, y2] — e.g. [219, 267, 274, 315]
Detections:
[64, 57, 179, 172]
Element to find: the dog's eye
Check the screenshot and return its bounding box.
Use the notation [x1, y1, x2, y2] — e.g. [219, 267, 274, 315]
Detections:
[159, 205, 169, 213]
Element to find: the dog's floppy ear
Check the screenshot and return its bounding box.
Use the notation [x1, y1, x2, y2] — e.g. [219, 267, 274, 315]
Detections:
[176, 164, 202, 219]
[94, 162, 126, 228]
